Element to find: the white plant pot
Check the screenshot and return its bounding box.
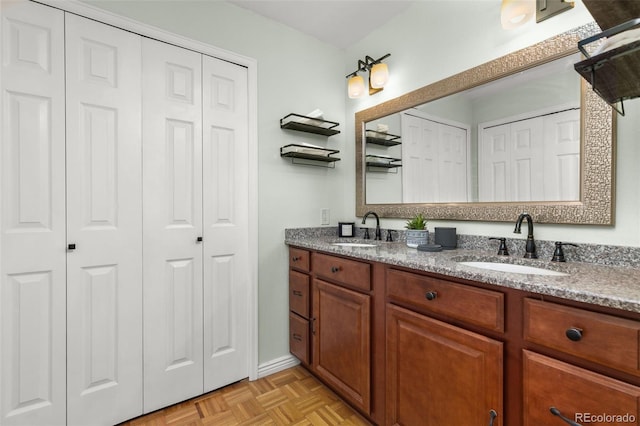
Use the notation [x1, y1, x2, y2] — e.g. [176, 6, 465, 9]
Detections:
[406, 229, 428, 248]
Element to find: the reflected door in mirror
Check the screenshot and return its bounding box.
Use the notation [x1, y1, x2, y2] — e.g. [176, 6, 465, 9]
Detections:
[402, 112, 470, 203]
[478, 107, 579, 202]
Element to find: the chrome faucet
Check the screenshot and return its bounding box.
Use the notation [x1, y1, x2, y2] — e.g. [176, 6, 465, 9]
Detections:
[362, 211, 382, 240]
[514, 213, 537, 259]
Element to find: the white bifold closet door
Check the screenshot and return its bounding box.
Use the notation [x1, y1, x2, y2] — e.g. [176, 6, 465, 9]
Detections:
[0, 2, 67, 425]
[142, 38, 204, 412]
[65, 14, 143, 426]
[201, 55, 250, 393]
[142, 38, 250, 411]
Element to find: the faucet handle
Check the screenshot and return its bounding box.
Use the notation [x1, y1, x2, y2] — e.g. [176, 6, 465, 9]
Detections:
[552, 242, 578, 262]
[362, 227, 370, 239]
[489, 237, 509, 256]
[386, 229, 396, 242]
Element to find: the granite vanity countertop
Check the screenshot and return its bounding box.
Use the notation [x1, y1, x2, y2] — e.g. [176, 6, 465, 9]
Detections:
[285, 235, 640, 314]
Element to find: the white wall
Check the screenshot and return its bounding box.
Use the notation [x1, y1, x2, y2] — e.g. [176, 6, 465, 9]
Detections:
[346, 0, 640, 247]
[79, 0, 640, 369]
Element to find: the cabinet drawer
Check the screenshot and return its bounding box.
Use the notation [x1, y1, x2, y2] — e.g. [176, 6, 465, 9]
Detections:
[289, 313, 310, 365]
[523, 350, 640, 426]
[387, 269, 504, 332]
[290, 247, 310, 272]
[313, 252, 371, 292]
[289, 270, 310, 318]
[524, 299, 640, 374]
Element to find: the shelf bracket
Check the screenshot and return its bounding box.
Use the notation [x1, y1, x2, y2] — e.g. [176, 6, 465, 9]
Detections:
[588, 67, 625, 116]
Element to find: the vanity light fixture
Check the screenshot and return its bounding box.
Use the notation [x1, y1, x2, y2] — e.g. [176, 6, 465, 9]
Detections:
[536, 0, 575, 23]
[501, 0, 535, 29]
[346, 53, 390, 98]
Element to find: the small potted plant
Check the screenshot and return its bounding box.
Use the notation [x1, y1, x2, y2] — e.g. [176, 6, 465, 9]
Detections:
[405, 213, 428, 248]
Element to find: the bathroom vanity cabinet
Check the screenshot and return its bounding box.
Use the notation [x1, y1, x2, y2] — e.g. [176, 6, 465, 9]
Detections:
[288, 243, 640, 425]
[385, 269, 503, 425]
[288, 248, 311, 365]
[287, 249, 385, 422]
[522, 299, 640, 425]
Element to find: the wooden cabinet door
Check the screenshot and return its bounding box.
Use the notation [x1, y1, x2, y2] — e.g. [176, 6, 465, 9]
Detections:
[386, 304, 503, 426]
[289, 313, 310, 365]
[313, 279, 371, 414]
[523, 350, 640, 426]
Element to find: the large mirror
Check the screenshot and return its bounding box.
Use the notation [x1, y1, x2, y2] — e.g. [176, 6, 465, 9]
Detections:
[356, 23, 615, 225]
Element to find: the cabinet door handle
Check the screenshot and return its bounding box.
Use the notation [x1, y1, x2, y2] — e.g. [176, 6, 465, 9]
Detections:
[550, 407, 582, 426]
[330, 266, 341, 273]
[425, 291, 437, 301]
[292, 290, 303, 297]
[565, 327, 583, 342]
[292, 333, 303, 341]
[196, 236, 203, 243]
[311, 317, 316, 335]
[68, 243, 76, 251]
[488, 409, 498, 426]
[292, 256, 301, 262]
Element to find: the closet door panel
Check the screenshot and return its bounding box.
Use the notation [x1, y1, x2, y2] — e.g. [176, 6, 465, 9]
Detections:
[65, 14, 143, 426]
[142, 37, 204, 413]
[542, 109, 580, 201]
[202, 56, 250, 391]
[478, 124, 509, 202]
[0, 2, 66, 425]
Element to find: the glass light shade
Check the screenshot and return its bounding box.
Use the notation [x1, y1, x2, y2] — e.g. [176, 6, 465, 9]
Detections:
[370, 62, 389, 89]
[501, 0, 534, 29]
[348, 74, 365, 98]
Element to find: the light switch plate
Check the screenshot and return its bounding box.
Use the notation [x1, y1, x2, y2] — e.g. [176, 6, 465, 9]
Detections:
[321, 208, 330, 225]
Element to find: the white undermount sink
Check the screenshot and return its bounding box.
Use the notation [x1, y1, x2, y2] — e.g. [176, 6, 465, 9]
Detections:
[332, 242, 378, 248]
[458, 261, 568, 276]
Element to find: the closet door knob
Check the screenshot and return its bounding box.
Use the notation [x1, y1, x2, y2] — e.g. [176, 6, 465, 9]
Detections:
[68, 243, 76, 251]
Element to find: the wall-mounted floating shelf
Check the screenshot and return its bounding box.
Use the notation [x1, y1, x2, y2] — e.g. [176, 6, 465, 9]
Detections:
[365, 129, 401, 146]
[575, 18, 640, 115]
[280, 144, 340, 168]
[280, 113, 340, 136]
[365, 154, 402, 172]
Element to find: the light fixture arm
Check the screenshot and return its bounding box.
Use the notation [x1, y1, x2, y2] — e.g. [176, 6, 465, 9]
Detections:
[345, 53, 391, 79]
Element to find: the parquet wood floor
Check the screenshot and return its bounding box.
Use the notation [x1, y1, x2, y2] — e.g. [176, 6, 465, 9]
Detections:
[118, 366, 371, 426]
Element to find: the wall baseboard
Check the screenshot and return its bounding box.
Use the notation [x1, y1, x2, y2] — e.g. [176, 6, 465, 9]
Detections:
[257, 355, 300, 379]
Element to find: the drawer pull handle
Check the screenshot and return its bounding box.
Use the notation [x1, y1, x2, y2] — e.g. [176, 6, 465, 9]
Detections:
[550, 407, 582, 426]
[292, 290, 303, 296]
[292, 333, 303, 341]
[565, 327, 583, 342]
[488, 409, 498, 426]
[425, 291, 438, 301]
[292, 256, 301, 262]
[331, 266, 341, 273]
